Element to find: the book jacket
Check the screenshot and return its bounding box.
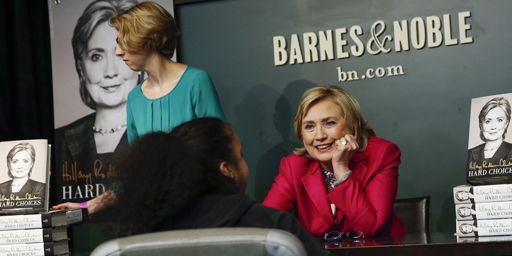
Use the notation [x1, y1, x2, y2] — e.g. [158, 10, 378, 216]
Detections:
[453, 184, 512, 204]
[0, 139, 50, 214]
[456, 219, 512, 237]
[455, 201, 512, 221]
[0, 211, 67, 231]
[466, 93, 512, 185]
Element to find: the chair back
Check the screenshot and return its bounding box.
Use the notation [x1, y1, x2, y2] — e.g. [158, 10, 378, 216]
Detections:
[90, 227, 307, 256]
[393, 196, 431, 235]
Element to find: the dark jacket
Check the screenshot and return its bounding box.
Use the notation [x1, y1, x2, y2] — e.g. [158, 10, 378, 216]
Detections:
[467, 141, 512, 184]
[468, 141, 512, 165]
[53, 113, 128, 204]
[0, 179, 45, 198]
[163, 193, 331, 256]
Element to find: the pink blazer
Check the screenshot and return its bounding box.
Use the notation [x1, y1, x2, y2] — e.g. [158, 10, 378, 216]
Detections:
[263, 136, 405, 237]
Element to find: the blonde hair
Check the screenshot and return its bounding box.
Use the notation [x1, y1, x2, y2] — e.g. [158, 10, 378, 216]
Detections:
[110, 1, 178, 58]
[293, 85, 375, 155]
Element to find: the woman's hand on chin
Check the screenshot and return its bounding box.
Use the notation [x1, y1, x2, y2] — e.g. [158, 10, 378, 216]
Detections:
[331, 134, 358, 179]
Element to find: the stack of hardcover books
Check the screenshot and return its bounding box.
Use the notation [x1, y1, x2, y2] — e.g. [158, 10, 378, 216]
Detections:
[453, 183, 512, 238]
[455, 92, 512, 240]
[0, 139, 86, 254]
[0, 211, 72, 255]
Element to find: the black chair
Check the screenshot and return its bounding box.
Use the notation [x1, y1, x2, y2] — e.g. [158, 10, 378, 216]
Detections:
[393, 196, 431, 236]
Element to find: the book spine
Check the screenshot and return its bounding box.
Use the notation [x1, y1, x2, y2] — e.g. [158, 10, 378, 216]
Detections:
[0, 214, 45, 231]
[453, 184, 512, 204]
[456, 219, 512, 237]
[66, 208, 86, 225]
[455, 201, 512, 220]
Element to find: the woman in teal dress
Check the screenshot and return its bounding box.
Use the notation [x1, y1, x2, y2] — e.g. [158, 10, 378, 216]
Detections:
[54, 1, 224, 214]
[126, 66, 224, 143]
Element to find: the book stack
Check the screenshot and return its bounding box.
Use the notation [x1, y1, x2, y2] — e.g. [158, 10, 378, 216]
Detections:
[0, 210, 74, 255]
[453, 184, 512, 238]
[0, 139, 87, 255]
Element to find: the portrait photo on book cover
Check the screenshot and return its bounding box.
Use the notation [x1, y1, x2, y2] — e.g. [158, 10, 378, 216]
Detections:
[467, 92, 512, 182]
[0, 139, 48, 212]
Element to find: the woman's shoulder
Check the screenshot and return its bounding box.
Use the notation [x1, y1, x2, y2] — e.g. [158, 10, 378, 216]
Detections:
[55, 113, 95, 137]
[503, 141, 512, 149]
[127, 84, 143, 100]
[27, 179, 45, 187]
[0, 180, 11, 187]
[280, 154, 319, 171]
[183, 66, 208, 76]
[366, 136, 400, 152]
[282, 153, 312, 163]
[182, 66, 212, 85]
[469, 143, 485, 152]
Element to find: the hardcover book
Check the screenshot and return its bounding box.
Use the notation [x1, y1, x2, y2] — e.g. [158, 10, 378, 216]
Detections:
[0, 139, 50, 214]
[466, 93, 512, 185]
[0, 210, 68, 231]
[453, 184, 512, 204]
[0, 226, 67, 245]
[0, 240, 69, 256]
[456, 218, 512, 237]
[455, 201, 512, 221]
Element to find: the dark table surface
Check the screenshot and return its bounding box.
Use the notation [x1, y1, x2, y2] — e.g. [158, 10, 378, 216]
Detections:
[327, 232, 512, 256]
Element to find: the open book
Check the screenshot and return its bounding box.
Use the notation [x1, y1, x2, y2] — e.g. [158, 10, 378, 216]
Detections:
[0, 139, 50, 214]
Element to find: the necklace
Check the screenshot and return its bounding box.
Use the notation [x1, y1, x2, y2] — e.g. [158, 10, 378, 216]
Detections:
[93, 123, 127, 135]
[321, 165, 337, 191]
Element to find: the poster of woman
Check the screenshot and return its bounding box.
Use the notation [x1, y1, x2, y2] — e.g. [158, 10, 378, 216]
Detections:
[467, 92, 512, 185]
[49, 1, 175, 254]
[50, 0, 174, 206]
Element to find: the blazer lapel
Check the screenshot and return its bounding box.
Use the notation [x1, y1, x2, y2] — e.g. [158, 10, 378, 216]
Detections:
[350, 150, 368, 184]
[302, 164, 334, 228]
[64, 115, 96, 162]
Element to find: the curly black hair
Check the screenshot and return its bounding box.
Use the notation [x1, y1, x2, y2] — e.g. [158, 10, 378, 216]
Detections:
[112, 117, 240, 235]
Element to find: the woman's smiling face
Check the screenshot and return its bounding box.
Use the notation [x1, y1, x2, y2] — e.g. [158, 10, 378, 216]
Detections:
[301, 98, 349, 163]
[9, 150, 33, 179]
[482, 107, 509, 142]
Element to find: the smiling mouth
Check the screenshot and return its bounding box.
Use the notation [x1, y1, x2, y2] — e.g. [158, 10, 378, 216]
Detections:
[100, 84, 121, 93]
[315, 143, 335, 153]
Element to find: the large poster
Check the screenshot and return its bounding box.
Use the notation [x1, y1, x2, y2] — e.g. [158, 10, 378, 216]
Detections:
[49, 0, 174, 206]
[49, 1, 174, 254]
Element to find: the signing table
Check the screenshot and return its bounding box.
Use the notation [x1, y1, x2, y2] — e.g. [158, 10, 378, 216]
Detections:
[327, 232, 512, 256]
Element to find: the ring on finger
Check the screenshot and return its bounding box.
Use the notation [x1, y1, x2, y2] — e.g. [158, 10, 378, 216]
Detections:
[340, 139, 348, 146]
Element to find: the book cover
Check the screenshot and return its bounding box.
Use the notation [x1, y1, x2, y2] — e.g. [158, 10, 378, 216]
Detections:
[453, 184, 512, 204]
[456, 219, 512, 237]
[0, 211, 67, 231]
[0, 139, 50, 214]
[0, 226, 67, 245]
[455, 201, 512, 221]
[0, 240, 69, 256]
[467, 93, 512, 185]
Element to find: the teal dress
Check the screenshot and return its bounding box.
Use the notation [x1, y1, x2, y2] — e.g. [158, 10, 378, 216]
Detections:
[127, 66, 225, 143]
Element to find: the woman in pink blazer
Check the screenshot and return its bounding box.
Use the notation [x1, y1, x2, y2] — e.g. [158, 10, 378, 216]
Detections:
[263, 85, 405, 238]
